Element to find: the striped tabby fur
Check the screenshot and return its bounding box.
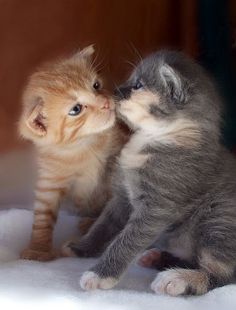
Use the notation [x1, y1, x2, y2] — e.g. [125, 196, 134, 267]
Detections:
[19, 46, 125, 261]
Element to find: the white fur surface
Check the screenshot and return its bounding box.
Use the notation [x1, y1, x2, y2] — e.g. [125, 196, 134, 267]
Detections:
[0, 208, 236, 309]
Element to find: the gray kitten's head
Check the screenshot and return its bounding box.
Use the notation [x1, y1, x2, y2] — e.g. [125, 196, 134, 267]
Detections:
[115, 51, 222, 146]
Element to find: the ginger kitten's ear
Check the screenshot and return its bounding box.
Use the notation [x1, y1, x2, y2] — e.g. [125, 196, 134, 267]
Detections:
[25, 98, 47, 137]
[80, 44, 95, 59]
[72, 45, 95, 62]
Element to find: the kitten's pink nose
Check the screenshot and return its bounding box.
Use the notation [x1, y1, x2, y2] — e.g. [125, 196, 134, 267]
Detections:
[101, 99, 110, 110]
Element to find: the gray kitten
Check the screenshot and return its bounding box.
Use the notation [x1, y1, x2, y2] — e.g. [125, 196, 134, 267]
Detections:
[63, 50, 236, 296]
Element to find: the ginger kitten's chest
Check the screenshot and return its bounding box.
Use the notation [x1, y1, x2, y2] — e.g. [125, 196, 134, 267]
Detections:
[70, 150, 108, 195]
[38, 144, 110, 205]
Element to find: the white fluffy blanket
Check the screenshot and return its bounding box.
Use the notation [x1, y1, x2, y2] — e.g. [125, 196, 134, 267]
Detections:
[0, 208, 236, 310]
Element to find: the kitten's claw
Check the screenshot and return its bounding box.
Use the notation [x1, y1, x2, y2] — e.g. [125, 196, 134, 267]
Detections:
[151, 270, 188, 296]
[80, 271, 118, 291]
[20, 248, 58, 261]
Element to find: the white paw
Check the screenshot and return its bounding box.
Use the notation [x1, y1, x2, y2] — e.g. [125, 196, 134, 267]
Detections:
[80, 271, 118, 291]
[151, 270, 188, 296]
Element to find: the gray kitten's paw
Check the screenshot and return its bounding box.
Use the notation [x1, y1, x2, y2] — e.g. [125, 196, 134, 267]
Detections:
[61, 240, 100, 258]
[151, 270, 188, 296]
[61, 241, 77, 257]
[80, 271, 118, 291]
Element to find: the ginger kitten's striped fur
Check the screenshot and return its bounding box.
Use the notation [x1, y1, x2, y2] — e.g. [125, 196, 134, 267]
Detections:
[19, 46, 124, 261]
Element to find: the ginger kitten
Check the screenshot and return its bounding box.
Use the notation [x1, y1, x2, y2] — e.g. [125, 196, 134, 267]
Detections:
[19, 46, 124, 261]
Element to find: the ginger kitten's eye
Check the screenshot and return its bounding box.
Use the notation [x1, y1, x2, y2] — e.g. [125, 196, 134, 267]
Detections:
[93, 81, 101, 90]
[133, 81, 143, 90]
[68, 103, 82, 116]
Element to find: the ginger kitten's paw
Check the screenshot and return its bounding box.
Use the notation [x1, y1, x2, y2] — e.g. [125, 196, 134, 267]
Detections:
[138, 248, 162, 268]
[80, 271, 118, 291]
[20, 248, 58, 261]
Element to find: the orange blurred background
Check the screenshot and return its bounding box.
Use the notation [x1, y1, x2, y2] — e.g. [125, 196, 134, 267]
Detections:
[0, 0, 235, 153]
[0, 0, 199, 153]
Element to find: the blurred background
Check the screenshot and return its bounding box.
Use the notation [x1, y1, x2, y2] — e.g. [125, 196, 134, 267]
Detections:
[0, 0, 235, 206]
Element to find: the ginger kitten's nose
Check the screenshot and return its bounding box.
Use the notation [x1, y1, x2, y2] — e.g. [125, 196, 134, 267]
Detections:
[101, 99, 110, 110]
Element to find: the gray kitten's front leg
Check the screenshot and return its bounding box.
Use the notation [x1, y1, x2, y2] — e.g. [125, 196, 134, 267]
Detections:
[62, 190, 131, 258]
[80, 209, 166, 290]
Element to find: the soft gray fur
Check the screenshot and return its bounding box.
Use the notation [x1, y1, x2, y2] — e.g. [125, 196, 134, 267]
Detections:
[67, 50, 236, 295]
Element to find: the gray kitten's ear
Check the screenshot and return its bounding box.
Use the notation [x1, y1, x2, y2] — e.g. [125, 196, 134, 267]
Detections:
[160, 63, 187, 105]
[25, 97, 47, 137]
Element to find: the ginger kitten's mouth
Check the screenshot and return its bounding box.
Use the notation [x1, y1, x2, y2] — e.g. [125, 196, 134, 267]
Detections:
[106, 110, 116, 126]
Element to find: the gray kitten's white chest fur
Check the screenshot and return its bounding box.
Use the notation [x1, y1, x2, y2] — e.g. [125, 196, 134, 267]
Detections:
[119, 132, 151, 170]
[118, 132, 150, 201]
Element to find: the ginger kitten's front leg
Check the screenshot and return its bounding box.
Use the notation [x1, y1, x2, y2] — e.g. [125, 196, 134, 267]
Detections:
[21, 178, 62, 261]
